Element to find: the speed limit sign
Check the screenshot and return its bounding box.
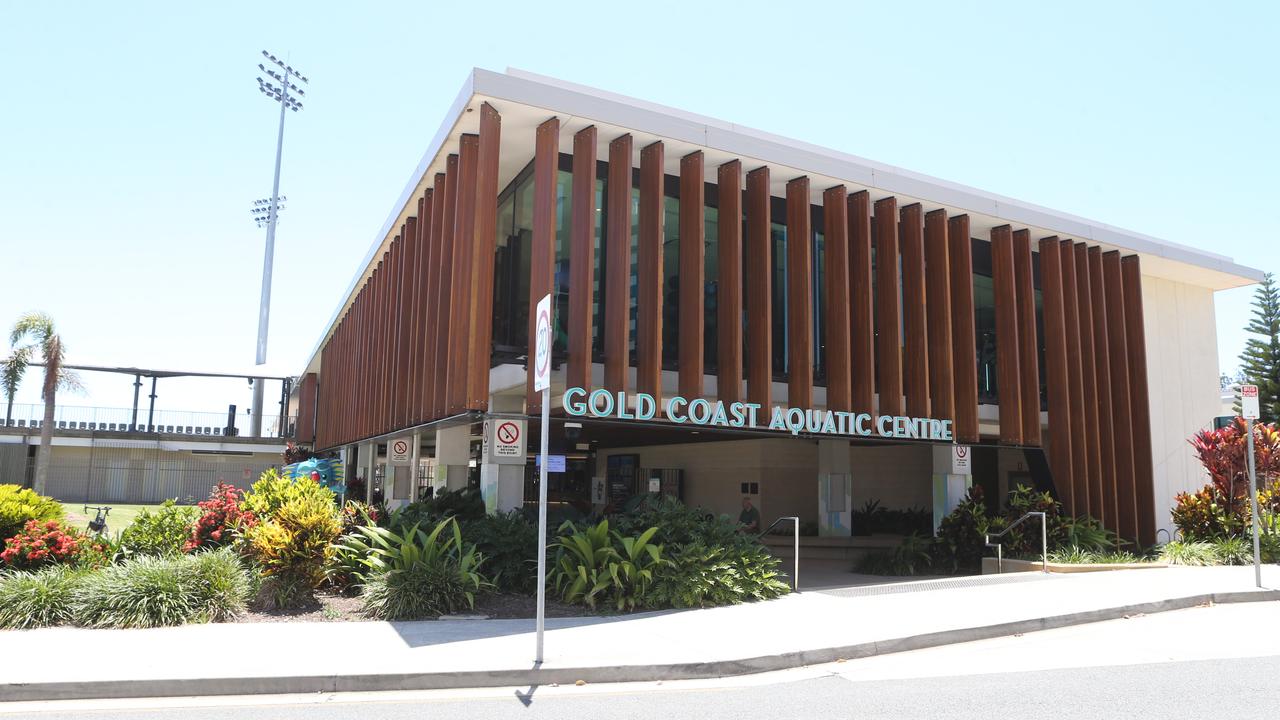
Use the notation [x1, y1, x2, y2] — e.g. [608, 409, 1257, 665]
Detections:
[533, 294, 551, 392]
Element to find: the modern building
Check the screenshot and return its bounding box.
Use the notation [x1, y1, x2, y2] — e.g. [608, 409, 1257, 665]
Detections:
[293, 68, 1262, 546]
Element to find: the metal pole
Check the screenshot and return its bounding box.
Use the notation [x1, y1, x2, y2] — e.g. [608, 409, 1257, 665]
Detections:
[793, 517, 799, 591]
[146, 377, 157, 432]
[251, 65, 290, 437]
[130, 374, 141, 431]
[1040, 511, 1048, 573]
[1247, 417, 1262, 588]
[535, 391, 550, 663]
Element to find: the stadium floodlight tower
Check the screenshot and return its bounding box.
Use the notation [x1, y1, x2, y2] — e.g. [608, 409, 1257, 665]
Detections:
[250, 50, 307, 437]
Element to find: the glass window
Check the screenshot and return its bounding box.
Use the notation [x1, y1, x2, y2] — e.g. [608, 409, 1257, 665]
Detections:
[662, 195, 680, 369]
[554, 169, 572, 353]
[972, 237, 996, 404]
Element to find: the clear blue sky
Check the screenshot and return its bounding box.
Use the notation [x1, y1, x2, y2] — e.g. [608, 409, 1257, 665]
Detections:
[2, 1, 1275, 418]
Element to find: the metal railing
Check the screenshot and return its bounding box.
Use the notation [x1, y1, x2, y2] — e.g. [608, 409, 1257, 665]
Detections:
[0, 403, 294, 439]
[984, 511, 1048, 574]
[760, 516, 801, 591]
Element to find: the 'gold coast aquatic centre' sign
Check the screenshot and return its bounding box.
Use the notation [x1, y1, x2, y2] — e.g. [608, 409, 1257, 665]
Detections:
[562, 387, 953, 442]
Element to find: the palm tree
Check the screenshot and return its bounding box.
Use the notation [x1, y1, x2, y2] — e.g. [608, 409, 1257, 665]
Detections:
[7, 313, 79, 494]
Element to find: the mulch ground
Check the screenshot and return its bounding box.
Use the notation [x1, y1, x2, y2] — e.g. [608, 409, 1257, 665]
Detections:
[233, 591, 595, 623]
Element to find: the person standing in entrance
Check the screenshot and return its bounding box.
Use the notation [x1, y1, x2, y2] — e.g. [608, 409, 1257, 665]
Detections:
[738, 497, 760, 533]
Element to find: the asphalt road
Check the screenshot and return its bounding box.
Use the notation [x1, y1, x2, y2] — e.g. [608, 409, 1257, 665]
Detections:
[9, 602, 1278, 720]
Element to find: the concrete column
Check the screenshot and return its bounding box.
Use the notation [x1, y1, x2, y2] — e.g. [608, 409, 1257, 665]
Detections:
[479, 394, 527, 515]
[435, 424, 471, 492]
[817, 439, 852, 536]
[408, 430, 421, 503]
[365, 442, 378, 504]
[931, 444, 973, 533]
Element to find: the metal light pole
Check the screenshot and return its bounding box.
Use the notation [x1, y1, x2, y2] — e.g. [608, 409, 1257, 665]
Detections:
[251, 50, 307, 437]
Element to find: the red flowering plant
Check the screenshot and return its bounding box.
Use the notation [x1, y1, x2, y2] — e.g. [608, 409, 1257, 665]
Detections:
[1, 519, 101, 571]
[1176, 419, 1280, 540]
[184, 482, 257, 553]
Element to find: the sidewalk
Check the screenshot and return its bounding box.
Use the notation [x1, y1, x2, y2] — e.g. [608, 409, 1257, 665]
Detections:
[2, 565, 1276, 702]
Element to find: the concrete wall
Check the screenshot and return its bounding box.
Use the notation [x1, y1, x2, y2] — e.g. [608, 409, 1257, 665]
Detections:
[1142, 274, 1221, 537]
[849, 444, 933, 512]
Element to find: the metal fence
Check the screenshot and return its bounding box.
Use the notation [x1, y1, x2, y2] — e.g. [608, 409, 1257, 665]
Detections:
[0, 440, 278, 504]
[1, 404, 294, 439]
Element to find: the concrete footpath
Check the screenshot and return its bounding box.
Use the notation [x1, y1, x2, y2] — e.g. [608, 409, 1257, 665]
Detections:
[2, 565, 1276, 702]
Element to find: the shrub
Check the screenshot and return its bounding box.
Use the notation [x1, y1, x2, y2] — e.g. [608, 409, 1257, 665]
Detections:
[1060, 515, 1117, 553]
[242, 467, 336, 521]
[1047, 546, 1142, 564]
[1002, 485, 1067, 555]
[1211, 536, 1252, 565]
[120, 500, 198, 557]
[613, 495, 788, 607]
[72, 548, 252, 628]
[186, 483, 256, 553]
[0, 485, 64, 541]
[1172, 486, 1240, 541]
[550, 519, 664, 611]
[1158, 541, 1221, 566]
[462, 512, 537, 594]
[934, 486, 995, 570]
[242, 488, 341, 608]
[0, 565, 86, 629]
[390, 487, 485, 532]
[1, 520, 101, 571]
[340, 500, 387, 534]
[338, 518, 488, 619]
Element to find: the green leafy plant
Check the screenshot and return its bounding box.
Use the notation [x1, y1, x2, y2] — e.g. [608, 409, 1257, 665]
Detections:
[612, 495, 788, 607]
[934, 486, 995, 570]
[242, 487, 342, 608]
[337, 518, 488, 619]
[462, 511, 537, 594]
[242, 467, 337, 521]
[1060, 515, 1118, 553]
[550, 519, 664, 611]
[857, 533, 936, 576]
[0, 565, 86, 629]
[119, 500, 197, 557]
[0, 484, 64, 541]
[72, 548, 251, 628]
[1158, 541, 1221, 566]
[1047, 546, 1142, 564]
[390, 487, 486, 532]
[1210, 536, 1252, 565]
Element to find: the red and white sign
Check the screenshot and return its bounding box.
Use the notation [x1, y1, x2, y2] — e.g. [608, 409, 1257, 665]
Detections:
[1241, 384, 1260, 420]
[389, 438, 411, 465]
[488, 419, 526, 460]
[533, 294, 552, 392]
[952, 445, 972, 475]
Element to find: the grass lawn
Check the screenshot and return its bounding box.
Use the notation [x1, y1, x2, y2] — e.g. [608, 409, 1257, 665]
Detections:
[59, 503, 172, 535]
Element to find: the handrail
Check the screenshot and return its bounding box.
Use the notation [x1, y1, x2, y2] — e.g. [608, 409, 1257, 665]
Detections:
[984, 511, 1048, 574]
[759, 516, 800, 591]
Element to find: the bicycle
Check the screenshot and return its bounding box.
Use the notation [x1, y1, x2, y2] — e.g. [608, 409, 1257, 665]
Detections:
[84, 505, 112, 536]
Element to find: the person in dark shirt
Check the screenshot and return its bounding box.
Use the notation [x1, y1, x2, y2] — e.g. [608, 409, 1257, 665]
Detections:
[738, 497, 760, 533]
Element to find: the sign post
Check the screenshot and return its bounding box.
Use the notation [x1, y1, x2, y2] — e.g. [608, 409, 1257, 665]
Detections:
[1240, 384, 1262, 588]
[533, 294, 552, 663]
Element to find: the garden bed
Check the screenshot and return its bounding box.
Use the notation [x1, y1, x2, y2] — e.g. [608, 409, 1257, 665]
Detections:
[981, 557, 1168, 574]
[234, 592, 588, 623]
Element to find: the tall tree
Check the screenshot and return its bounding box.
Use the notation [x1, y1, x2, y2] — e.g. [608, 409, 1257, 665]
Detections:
[7, 312, 79, 494]
[2, 346, 30, 427]
[1239, 272, 1280, 424]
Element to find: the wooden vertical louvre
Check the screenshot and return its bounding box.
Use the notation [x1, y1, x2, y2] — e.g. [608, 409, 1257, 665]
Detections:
[527, 117, 559, 413]
[407, 199, 425, 424]
[849, 191, 875, 416]
[785, 176, 812, 408]
[874, 197, 902, 416]
[1121, 255, 1156, 546]
[1103, 251, 1138, 541]
[1012, 230, 1040, 446]
[413, 189, 435, 424]
[438, 156, 460, 418]
[678, 151, 705, 398]
[566, 126, 597, 392]
[717, 160, 743, 403]
[924, 210, 953, 421]
[1060, 240, 1089, 514]
[990, 225, 1022, 446]
[1039, 238, 1073, 505]
[822, 185, 851, 412]
[1073, 243, 1105, 525]
[467, 103, 501, 410]
[637, 141, 665, 401]
[745, 167, 772, 409]
[900, 203, 929, 418]
[430, 169, 452, 420]
[604, 135, 633, 394]
[449, 137, 479, 413]
[399, 216, 418, 428]
[948, 215, 979, 443]
[1088, 247, 1119, 529]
